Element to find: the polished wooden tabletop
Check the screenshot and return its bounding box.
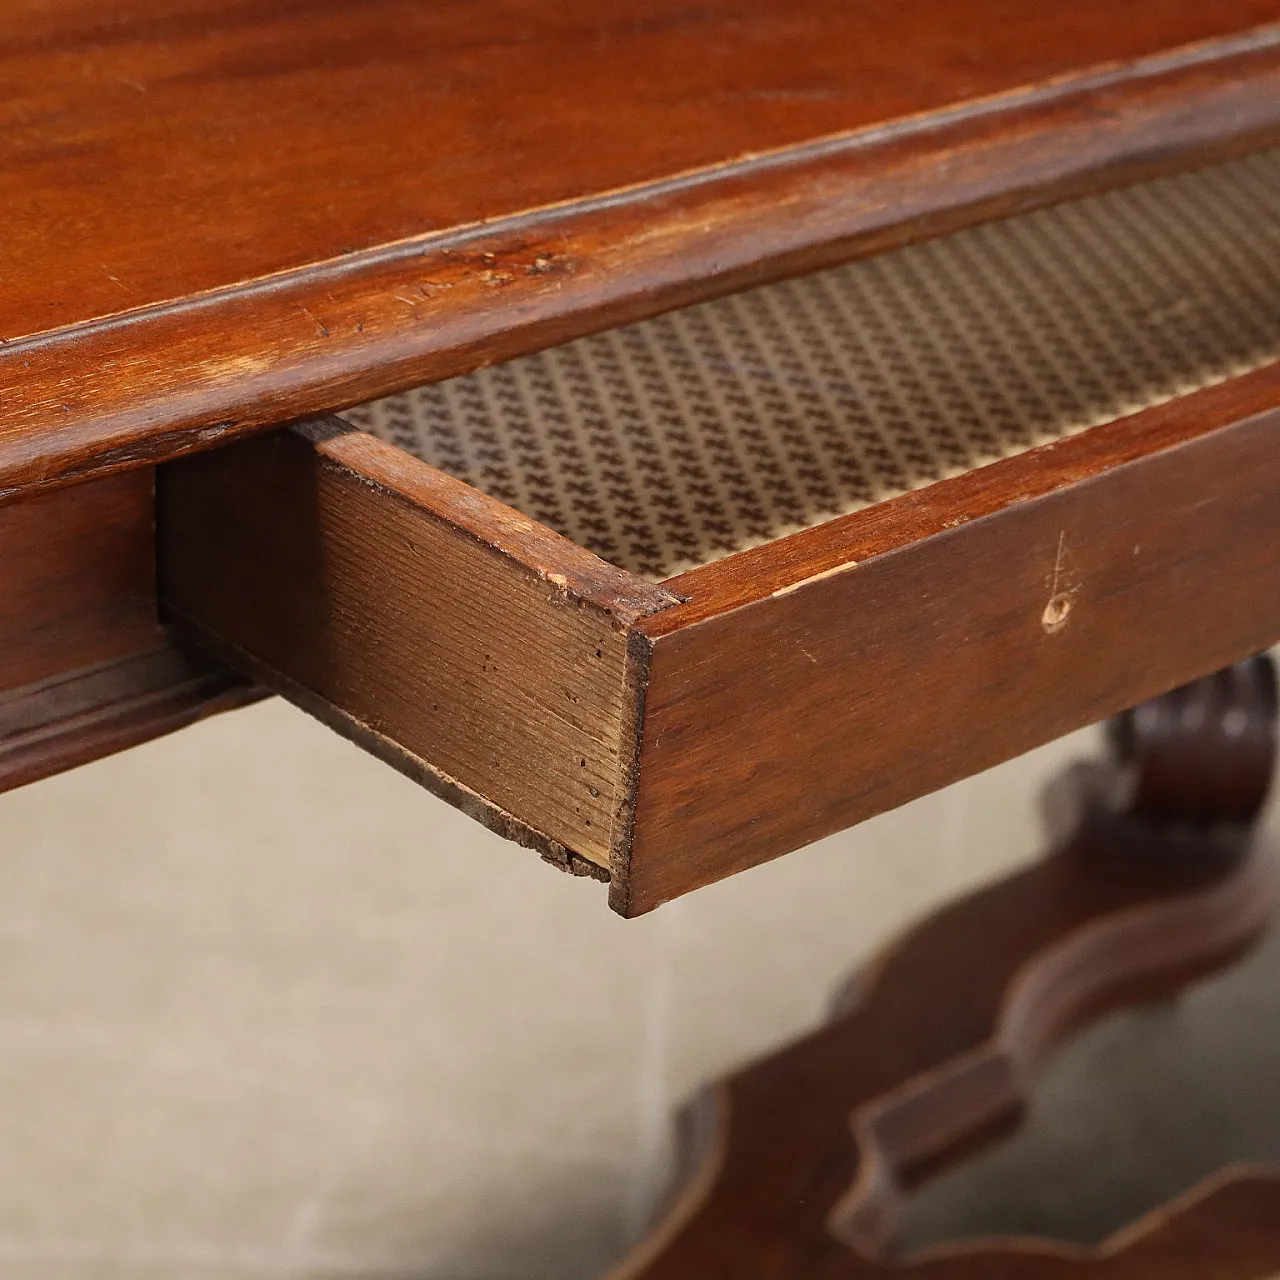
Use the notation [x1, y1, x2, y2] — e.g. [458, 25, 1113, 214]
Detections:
[4, 0, 1279, 495]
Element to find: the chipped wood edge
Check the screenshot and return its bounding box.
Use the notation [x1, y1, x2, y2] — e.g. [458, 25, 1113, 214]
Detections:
[607, 628, 659, 915]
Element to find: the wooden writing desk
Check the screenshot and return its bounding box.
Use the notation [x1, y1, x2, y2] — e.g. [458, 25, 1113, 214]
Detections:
[4, 2, 1280, 1269]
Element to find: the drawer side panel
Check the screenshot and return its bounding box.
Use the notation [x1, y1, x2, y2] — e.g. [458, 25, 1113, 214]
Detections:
[159, 426, 672, 869]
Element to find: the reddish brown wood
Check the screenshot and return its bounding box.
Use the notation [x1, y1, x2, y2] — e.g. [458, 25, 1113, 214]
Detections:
[608, 659, 1280, 1278]
[0, 469, 259, 787]
[622, 367, 1280, 914]
[0, 469, 159, 691]
[4, 3, 1280, 496]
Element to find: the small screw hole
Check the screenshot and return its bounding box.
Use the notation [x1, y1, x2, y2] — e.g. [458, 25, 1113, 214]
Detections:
[1042, 593, 1072, 632]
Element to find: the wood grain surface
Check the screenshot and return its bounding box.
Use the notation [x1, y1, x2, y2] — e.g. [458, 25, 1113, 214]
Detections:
[4, 1, 1280, 495]
[0, 469, 158, 691]
[159, 420, 677, 871]
[619, 364, 1280, 914]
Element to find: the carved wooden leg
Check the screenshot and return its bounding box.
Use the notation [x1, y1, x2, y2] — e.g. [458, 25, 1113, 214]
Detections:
[608, 655, 1280, 1280]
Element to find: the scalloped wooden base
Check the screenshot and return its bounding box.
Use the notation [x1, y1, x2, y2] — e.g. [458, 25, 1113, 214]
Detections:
[609, 654, 1280, 1278]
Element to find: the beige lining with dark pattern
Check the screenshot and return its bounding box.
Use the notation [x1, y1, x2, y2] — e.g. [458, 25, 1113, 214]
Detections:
[344, 149, 1280, 581]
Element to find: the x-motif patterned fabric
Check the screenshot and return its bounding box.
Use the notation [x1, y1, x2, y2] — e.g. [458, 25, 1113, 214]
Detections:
[344, 150, 1280, 581]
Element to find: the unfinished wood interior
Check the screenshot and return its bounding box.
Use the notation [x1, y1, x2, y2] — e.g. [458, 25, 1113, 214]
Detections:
[159, 426, 677, 873]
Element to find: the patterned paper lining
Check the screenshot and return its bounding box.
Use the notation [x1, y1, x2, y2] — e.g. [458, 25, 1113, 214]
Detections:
[344, 149, 1280, 581]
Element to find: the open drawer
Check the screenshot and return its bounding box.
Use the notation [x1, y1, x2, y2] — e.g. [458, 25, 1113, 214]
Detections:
[158, 150, 1280, 915]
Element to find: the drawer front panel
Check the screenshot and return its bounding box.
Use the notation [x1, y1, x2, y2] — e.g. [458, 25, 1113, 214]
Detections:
[622, 394, 1280, 913]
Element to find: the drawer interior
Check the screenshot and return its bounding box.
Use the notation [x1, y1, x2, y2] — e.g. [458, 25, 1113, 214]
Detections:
[342, 148, 1280, 584]
[160, 148, 1280, 914]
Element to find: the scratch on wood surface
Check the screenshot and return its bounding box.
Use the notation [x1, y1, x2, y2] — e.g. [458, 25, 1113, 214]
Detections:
[298, 305, 330, 338]
[770, 560, 857, 599]
[1050, 530, 1069, 596]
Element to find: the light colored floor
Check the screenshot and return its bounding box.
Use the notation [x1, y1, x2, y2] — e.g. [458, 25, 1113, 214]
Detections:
[0, 697, 1275, 1279]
